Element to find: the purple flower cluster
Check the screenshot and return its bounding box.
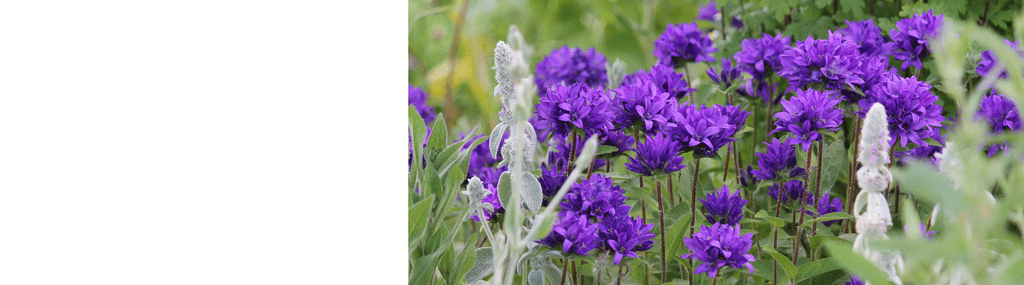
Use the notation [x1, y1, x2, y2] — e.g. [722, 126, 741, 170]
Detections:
[534, 83, 615, 140]
[409, 85, 437, 124]
[734, 33, 791, 80]
[621, 64, 693, 100]
[809, 192, 844, 226]
[841, 19, 894, 59]
[976, 92, 1022, 156]
[535, 46, 608, 96]
[669, 103, 750, 157]
[612, 79, 677, 133]
[889, 10, 943, 71]
[977, 39, 1023, 79]
[625, 133, 687, 176]
[537, 174, 654, 263]
[858, 74, 945, 148]
[767, 179, 805, 204]
[697, 1, 718, 21]
[772, 89, 845, 151]
[751, 137, 807, 182]
[700, 185, 748, 226]
[779, 31, 867, 92]
[707, 57, 742, 89]
[654, 22, 716, 67]
[682, 223, 756, 278]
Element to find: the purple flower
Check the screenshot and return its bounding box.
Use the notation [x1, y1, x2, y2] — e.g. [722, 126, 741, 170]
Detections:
[598, 214, 656, 264]
[537, 211, 601, 255]
[843, 55, 895, 103]
[409, 85, 437, 124]
[846, 275, 865, 285]
[669, 103, 749, 157]
[538, 161, 567, 198]
[767, 180, 805, 204]
[622, 64, 694, 99]
[547, 137, 608, 172]
[739, 78, 781, 105]
[534, 46, 608, 96]
[976, 92, 1022, 157]
[890, 10, 943, 71]
[654, 22, 717, 67]
[697, 1, 718, 21]
[977, 39, 1023, 79]
[707, 57, 742, 89]
[561, 174, 630, 219]
[752, 137, 807, 181]
[700, 185, 748, 226]
[896, 144, 943, 167]
[739, 165, 758, 187]
[811, 192, 844, 226]
[612, 79, 677, 133]
[682, 223, 756, 278]
[772, 89, 845, 151]
[734, 33, 791, 80]
[471, 183, 504, 221]
[598, 129, 636, 157]
[841, 19, 895, 58]
[857, 74, 945, 148]
[626, 133, 687, 176]
[778, 31, 866, 92]
[535, 83, 615, 140]
[731, 15, 743, 29]
[903, 223, 936, 240]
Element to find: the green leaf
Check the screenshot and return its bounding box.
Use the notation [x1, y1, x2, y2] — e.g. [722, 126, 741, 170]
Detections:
[817, 140, 847, 194]
[409, 194, 435, 241]
[763, 245, 798, 281]
[824, 241, 892, 285]
[794, 257, 842, 283]
[450, 234, 477, 283]
[755, 210, 786, 228]
[596, 144, 619, 156]
[426, 113, 448, 162]
[531, 213, 557, 240]
[665, 213, 693, 258]
[466, 247, 494, 284]
[435, 164, 466, 229]
[800, 212, 853, 229]
[497, 171, 512, 209]
[409, 251, 441, 285]
[809, 235, 852, 252]
[423, 163, 443, 202]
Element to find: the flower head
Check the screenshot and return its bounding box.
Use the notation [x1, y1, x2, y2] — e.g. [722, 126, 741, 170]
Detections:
[767, 179, 805, 204]
[626, 133, 687, 176]
[778, 31, 866, 92]
[889, 10, 943, 71]
[598, 129, 636, 157]
[976, 39, 1023, 79]
[707, 57, 742, 89]
[535, 83, 615, 140]
[538, 161, 567, 198]
[409, 85, 437, 124]
[752, 137, 807, 181]
[561, 174, 630, 219]
[622, 64, 694, 99]
[976, 92, 1022, 156]
[700, 185, 748, 226]
[772, 89, 845, 151]
[682, 223, 756, 278]
[612, 79, 677, 133]
[811, 192, 844, 226]
[534, 46, 608, 96]
[598, 214, 655, 264]
[654, 22, 717, 67]
[841, 19, 895, 58]
[537, 211, 601, 255]
[858, 74, 945, 148]
[669, 103, 749, 157]
[734, 33, 791, 80]
[697, 1, 718, 21]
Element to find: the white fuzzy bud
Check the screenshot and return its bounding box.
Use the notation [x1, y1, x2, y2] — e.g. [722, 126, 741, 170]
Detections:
[494, 41, 515, 101]
[462, 176, 489, 206]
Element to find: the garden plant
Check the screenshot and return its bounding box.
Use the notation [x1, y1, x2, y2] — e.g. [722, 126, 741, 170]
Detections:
[409, 0, 1024, 284]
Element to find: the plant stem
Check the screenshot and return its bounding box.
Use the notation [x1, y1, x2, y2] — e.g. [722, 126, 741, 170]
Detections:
[844, 117, 862, 234]
[668, 173, 676, 207]
[723, 143, 732, 182]
[615, 265, 624, 285]
[810, 139, 825, 261]
[560, 258, 569, 285]
[657, 181, 668, 283]
[690, 158, 701, 280]
[794, 145, 814, 264]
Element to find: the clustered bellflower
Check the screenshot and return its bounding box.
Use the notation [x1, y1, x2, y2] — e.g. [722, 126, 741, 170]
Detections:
[534, 83, 615, 140]
[734, 33, 790, 80]
[654, 22, 716, 67]
[612, 79, 677, 133]
[536, 212, 601, 255]
[625, 133, 687, 176]
[810, 192, 844, 226]
[858, 74, 945, 148]
[976, 39, 1023, 79]
[772, 89, 845, 151]
[682, 223, 756, 278]
[889, 10, 943, 71]
[598, 214, 656, 264]
[700, 185, 748, 226]
[560, 175, 630, 219]
[669, 103, 750, 157]
[751, 137, 807, 181]
[767, 179, 805, 204]
[409, 85, 437, 124]
[534, 46, 608, 96]
[778, 31, 866, 92]
[707, 57, 742, 89]
[621, 64, 694, 99]
[976, 92, 1022, 157]
[841, 19, 894, 58]
[697, 1, 718, 21]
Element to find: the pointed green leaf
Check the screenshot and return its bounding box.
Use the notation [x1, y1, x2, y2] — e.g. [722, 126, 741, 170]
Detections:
[800, 212, 853, 229]
[794, 257, 841, 283]
[466, 247, 494, 284]
[763, 245, 798, 281]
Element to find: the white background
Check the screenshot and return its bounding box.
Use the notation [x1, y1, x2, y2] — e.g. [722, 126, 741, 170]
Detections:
[0, 1, 403, 283]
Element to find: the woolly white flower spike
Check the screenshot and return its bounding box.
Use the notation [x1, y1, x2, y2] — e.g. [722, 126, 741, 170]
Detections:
[493, 41, 516, 105]
[853, 103, 904, 285]
[506, 26, 533, 81]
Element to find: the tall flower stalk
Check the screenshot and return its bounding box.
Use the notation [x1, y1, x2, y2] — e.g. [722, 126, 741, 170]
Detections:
[852, 103, 904, 284]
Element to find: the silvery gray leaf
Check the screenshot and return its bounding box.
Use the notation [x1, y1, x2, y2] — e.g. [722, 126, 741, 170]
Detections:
[465, 247, 494, 284]
[489, 122, 508, 158]
[521, 172, 543, 214]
